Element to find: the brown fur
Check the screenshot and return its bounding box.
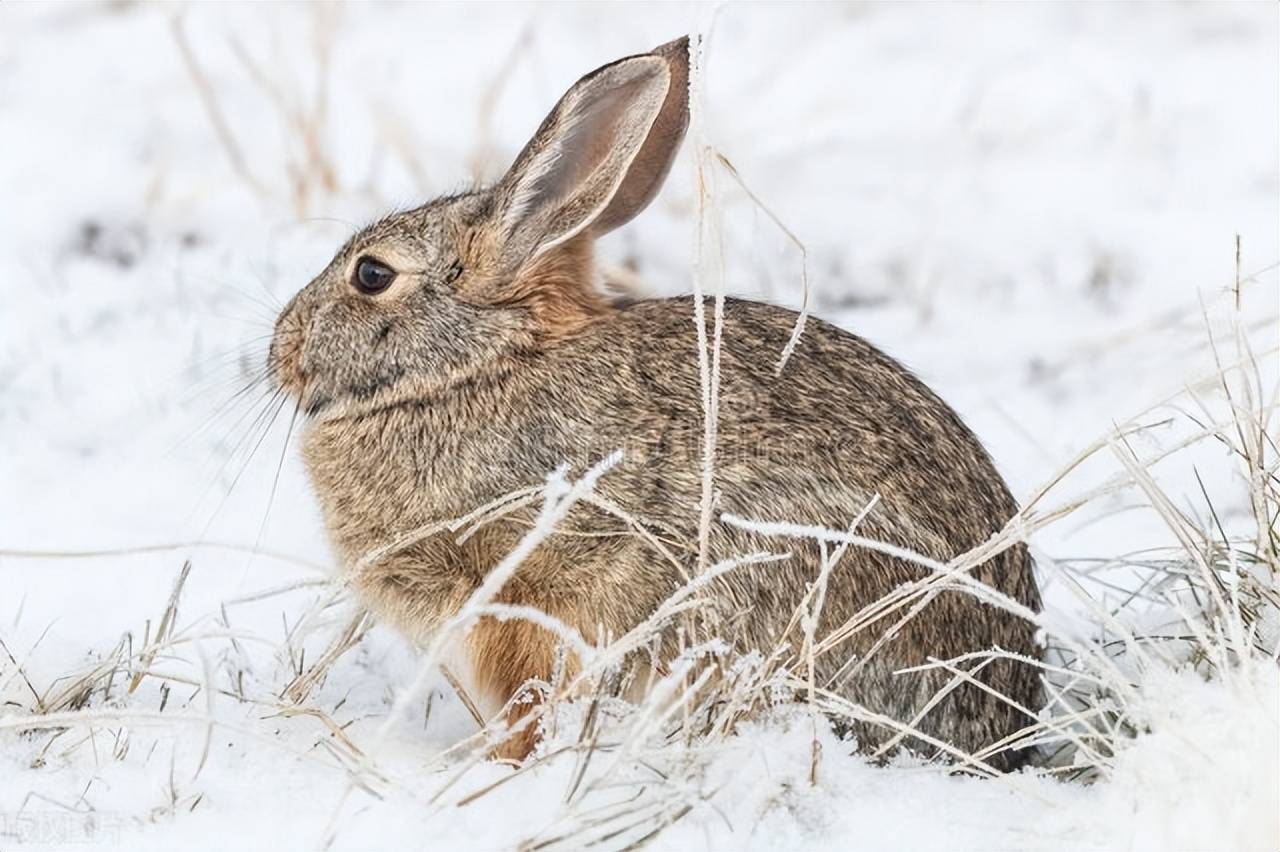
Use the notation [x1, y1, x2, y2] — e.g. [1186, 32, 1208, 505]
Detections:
[464, 234, 611, 341]
[469, 611, 577, 761]
[268, 37, 1044, 771]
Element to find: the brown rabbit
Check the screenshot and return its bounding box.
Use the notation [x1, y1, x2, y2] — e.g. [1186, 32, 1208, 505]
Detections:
[269, 37, 1042, 770]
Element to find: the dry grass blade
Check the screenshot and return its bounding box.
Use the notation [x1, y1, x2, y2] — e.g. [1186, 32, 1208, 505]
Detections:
[712, 151, 810, 374]
[282, 609, 372, 705]
[0, 541, 326, 573]
[0, 635, 43, 710]
[171, 14, 269, 199]
[440, 664, 486, 730]
[129, 561, 193, 694]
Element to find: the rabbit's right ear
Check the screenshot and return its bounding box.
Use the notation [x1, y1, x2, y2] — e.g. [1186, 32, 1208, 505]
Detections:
[493, 38, 690, 268]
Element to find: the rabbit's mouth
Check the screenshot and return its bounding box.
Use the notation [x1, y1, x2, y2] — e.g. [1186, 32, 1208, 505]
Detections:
[273, 349, 411, 421]
[302, 392, 333, 417]
[267, 328, 307, 403]
[279, 373, 338, 421]
[269, 300, 347, 417]
[304, 364, 410, 420]
[268, 312, 333, 419]
[278, 367, 334, 419]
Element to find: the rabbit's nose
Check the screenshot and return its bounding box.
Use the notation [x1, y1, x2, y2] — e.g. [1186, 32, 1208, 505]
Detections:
[268, 317, 308, 400]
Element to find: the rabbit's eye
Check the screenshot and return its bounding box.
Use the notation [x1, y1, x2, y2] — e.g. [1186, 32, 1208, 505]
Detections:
[353, 257, 396, 294]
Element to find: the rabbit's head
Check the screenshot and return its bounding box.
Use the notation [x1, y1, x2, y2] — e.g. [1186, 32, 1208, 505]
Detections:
[270, 38, 689, 418]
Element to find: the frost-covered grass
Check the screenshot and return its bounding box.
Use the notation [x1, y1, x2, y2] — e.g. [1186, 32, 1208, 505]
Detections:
[1, 3, 1278, 850]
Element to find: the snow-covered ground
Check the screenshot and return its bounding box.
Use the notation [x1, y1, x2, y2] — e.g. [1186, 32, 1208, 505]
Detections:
[1, 3, 1277, 850]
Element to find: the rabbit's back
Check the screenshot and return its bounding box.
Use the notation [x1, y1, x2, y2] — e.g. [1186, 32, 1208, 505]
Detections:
[554, 295, 1027, 565]
[529, 296, 1042, 767]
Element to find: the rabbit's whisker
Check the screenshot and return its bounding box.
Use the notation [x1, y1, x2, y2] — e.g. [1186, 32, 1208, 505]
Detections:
[188, 382, 280, 489]
[161, 336, 272, 407]
[201, 308, 278, 329]
[178, 384, 280, 535]
[162, 361, 278, 465]
[180, 369, 277, 448]
[244, 401, 301, 569]
[183, 335, 276, 371]
[182, 358, 274, 408]
[195, 389, 289, 538]
[226, 284, 285, 318]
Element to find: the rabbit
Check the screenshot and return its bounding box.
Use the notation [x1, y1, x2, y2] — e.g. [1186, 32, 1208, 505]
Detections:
[269, 36, 1043, 770]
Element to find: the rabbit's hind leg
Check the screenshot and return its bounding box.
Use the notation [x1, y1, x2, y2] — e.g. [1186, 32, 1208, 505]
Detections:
[469, 612, 582, 763]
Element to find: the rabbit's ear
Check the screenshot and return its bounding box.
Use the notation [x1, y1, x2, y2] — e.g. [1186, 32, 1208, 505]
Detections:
[590, 37, 690, 234]
[495, 37, 690, 264]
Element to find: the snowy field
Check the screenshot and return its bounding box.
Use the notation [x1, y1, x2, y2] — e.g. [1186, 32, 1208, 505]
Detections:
[1, 3, 1277, 850]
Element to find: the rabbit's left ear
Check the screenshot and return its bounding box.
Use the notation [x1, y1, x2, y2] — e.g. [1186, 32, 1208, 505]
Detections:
[495, 37, 690, 264]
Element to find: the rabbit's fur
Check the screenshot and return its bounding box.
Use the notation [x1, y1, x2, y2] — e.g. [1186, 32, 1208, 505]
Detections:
[270, 37, 1043, 770]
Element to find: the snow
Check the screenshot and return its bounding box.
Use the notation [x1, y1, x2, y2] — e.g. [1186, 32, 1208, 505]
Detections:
[1, 3, 1277, 850]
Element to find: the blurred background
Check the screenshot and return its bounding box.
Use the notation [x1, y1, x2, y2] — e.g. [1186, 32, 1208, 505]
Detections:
[0, 4, 1276, 847]
[2, 2, 1275, 559]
